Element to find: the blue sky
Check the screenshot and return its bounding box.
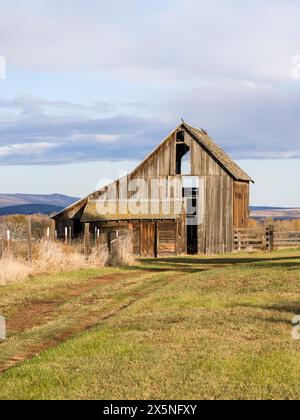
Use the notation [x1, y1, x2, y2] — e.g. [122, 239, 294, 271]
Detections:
[0, 0, 300, 205]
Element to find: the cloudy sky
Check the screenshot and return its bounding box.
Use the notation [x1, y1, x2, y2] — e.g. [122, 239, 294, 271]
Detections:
[0, 0, 300, 205]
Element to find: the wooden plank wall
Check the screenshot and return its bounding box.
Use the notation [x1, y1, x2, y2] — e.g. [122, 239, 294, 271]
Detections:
[198, 176, 234, 254]
[133, 132, 176, 177]
[158, 221, 176, 255]
[233, 182, 249, 228]
[134, 221, 180, 257]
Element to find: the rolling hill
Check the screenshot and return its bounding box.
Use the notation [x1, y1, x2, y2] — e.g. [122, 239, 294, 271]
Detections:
[0, 194, 79, 216]
[250, 206, 300, 220]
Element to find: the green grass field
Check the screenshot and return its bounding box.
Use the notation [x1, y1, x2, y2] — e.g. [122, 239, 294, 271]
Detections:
[0, 249, 299, 400]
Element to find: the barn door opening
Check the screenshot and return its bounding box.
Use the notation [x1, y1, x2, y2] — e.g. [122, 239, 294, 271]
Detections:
[187, 223, 198, 255]
[183, 179, 199, 255]
[73, 219, 83, 238]
[186, 193, 198, 254]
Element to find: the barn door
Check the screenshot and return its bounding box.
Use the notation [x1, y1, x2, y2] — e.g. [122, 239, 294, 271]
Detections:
[141, 222, 157, 257]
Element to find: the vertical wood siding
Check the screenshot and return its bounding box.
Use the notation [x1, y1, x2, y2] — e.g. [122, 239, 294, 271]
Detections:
[233, 182, 250, 228]
[59, 127, 250, 255]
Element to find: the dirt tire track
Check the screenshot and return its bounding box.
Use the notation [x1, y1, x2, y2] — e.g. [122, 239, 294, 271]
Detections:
[0, 274, 179, 375]
[6, 271, 143, 333]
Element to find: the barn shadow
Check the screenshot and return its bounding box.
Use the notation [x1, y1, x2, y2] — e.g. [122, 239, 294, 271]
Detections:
[231, 301, 300, 326]
[137, 255, 300, 271]
[235, 301, 300, 315]
[126, 263, 207, 274]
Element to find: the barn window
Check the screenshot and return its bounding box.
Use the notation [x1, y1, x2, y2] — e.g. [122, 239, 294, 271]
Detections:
[176, 130, 185, 143]
[176, 143, 191, 175]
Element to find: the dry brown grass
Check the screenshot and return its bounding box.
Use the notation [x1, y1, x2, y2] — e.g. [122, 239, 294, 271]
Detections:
[0, 255, 31, 285]
[249, 218, 300, 231]
[0, 235, 135, 285]
[0, 239, 111, 286]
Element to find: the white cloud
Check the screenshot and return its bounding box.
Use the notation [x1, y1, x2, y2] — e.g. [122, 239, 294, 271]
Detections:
[0, 2, 300, 165]
[1, 0, 300, 82]
[72, 133, 120, 143]
[0, 142, 56, 158]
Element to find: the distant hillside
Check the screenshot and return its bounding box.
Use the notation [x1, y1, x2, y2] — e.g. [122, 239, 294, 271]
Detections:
[250, 206, 300, 221]
[0, 194, 79, 216]
[0, 193, 79, 208]
[0, 204, 65, 216]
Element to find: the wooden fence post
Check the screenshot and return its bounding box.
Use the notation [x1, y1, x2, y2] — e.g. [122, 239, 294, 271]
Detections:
[128, 222, 134, 255]
[6, 230, 10, 255]
[50, 220, 56, 241]
[84, 223, 90, 255]
[107, 231, 112, 254]
[268, 225, 274, 252]
[95, 228, 100, 247]
[27, 219, 32, 261]
[94, 226, 98, 245]
[266, 225, 274, 252]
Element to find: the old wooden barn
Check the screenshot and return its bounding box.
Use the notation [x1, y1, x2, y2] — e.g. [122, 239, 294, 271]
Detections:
[53, 122, 253, 256]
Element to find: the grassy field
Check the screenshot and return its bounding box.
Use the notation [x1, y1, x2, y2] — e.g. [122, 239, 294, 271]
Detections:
[0, 249, 299, 400]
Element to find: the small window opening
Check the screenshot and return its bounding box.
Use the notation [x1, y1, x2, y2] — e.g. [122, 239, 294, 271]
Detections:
[176, 143, 191, 175]
[176, 130, 185, 143]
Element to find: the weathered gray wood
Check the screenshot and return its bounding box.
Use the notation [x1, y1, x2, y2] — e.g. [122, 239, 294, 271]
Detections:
[54, 123, 251, 256]
[83, 223, 90, 255]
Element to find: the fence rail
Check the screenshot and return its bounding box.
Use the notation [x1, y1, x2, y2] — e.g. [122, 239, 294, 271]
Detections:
[234, 225, 300, 251]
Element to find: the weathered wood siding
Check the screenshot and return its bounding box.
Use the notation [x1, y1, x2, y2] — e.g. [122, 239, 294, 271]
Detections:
[198, 176, 234, 254]
[55, 125, 250, 255]
[133, 131, 228, 178]
[132, 133, 176, 177]
[158, 221, 177, 255]
[233, 182, 249, 228]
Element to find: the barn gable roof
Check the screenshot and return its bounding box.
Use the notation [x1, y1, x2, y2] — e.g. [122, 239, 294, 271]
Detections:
[131, 122, 252, 182]
[52, 122, 252, 219]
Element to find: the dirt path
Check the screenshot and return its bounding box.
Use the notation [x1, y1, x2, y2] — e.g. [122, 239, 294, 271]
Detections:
[7, 271, 142, 333]
[0, 269, 179, 374]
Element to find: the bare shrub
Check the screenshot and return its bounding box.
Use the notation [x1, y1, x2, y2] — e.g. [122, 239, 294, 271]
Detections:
[89, 239, 109, 267]
[107, 234, 135, 267]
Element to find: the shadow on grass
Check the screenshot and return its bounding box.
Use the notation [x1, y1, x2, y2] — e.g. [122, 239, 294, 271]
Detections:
[230, 301, 300, 327]
[234, 301, 300, 316]
[136, 255, 300, 272]
[124, 264, 205, 275]
[150, 255, 300, 265]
